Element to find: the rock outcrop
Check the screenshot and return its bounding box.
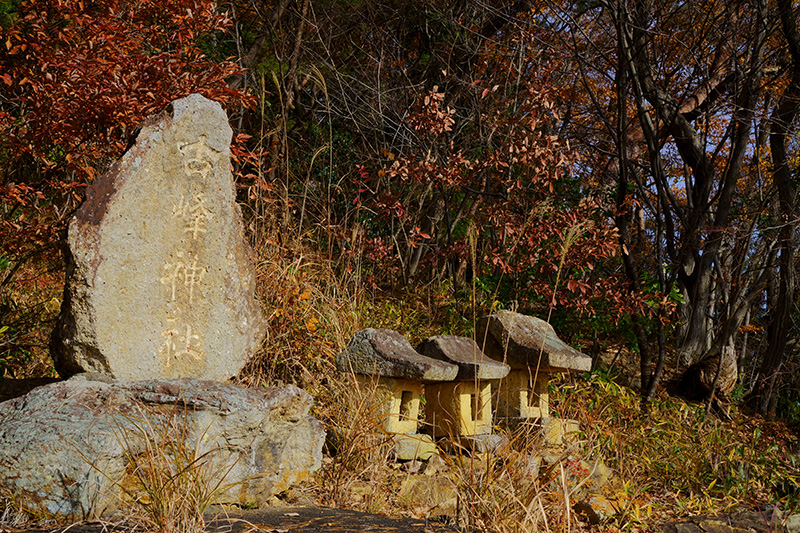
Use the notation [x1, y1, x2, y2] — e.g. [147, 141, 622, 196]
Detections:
[0, 375, 324, 519]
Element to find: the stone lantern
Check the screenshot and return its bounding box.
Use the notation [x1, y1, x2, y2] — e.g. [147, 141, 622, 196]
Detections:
[477, 311, 591, 446]
[417, 335, 509, 450]
[336, 328, 458, 460]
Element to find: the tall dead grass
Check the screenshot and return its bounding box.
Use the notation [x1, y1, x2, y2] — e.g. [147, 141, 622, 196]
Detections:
[311, 374, 395, 512]
[79, 404, 243, 533]
[442, 427, 578, 533]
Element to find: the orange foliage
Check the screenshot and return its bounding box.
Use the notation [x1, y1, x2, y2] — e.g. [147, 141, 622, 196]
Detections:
[0, 0, 252, 256]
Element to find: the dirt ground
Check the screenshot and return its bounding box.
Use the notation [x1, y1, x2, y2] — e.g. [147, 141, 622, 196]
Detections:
[2, 506, 462, 533]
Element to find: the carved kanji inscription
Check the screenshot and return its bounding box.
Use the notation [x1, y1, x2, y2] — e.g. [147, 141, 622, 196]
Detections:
[160, 250, 206, 303]
[172, 192, 214, 239]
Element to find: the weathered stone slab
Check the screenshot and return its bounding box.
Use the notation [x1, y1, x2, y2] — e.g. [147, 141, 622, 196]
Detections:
[447, 433, 509, 454]
[477, 310, 591, 372]
[416, 335, 509, 380]
[336, 329, 458, 381]
[398, 475, 457, 520]
[0, 376, 324, 519]
[51, 94, 265, 380]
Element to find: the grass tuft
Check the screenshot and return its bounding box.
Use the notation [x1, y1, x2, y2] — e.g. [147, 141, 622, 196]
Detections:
[554, 369, 800, 525]
[83, 404, 242, 533]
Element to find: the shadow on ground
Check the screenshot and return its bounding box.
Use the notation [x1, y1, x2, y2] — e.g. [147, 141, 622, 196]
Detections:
[8, 506, 462, 533]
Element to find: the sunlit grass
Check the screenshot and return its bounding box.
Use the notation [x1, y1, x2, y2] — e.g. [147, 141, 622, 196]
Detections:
[554, 369, 800, 522]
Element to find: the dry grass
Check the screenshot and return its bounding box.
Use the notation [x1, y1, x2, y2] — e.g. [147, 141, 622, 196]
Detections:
[238, 204, 364, 392]
[3, 153, 797, 533]
[441, 429, 575, 532]
[304, 365, 596, 532]
[0, 497, 30, 529]
[310, 373, 396, 511]
[81, 405, 243, 533]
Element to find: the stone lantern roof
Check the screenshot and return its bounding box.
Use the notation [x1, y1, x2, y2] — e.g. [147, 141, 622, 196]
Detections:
[477, 310, 592, 372]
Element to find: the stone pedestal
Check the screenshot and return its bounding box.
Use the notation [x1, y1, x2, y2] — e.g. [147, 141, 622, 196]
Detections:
[0, 376, 324, 519]
[425, 380, 493, 438]
[416, 335, 509, 444]
[392, 434, 437, 461]
[355, 375, 423, 435]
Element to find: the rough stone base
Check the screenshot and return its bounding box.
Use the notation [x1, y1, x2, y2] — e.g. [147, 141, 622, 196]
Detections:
[399, 475, 458, 520]
[442, 433, 509, 454]
[392, 434, 437, 461]
[539, 417, 581, 448]
[0, 376, 324, 519]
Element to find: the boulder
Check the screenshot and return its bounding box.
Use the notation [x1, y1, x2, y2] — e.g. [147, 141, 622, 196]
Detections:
[398, 474, 458, 520]
[787, 513, 800, 533]
[477, 310, 591, 372]
[50, 94, 265, 380]
[574, 496, 618, 525]
[416, 335, 510, 380]
[0, 376, 324, 519]
[539, 417, 582, 448]
[336, 329, 458, 382]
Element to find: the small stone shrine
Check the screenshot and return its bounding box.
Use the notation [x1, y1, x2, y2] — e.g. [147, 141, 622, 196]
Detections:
[336, 328, 458, 460]
[477, 310, 591, 420]
[50, 94, 266, 380]
[417, 335, 509, 450]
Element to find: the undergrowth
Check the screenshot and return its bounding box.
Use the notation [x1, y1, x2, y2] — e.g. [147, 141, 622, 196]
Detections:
[0, 257, 60, 379]
[553, 370, 800, 524]
[83, 406, 242, 533]
[196, 228, 800, 530]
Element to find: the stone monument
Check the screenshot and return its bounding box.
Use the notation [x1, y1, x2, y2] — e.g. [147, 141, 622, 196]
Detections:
[0, 96, 323, 519]
[50, 94, 266, 380]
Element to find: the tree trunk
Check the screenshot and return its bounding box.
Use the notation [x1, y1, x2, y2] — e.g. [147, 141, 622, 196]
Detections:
[748, 0, 800, 416]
